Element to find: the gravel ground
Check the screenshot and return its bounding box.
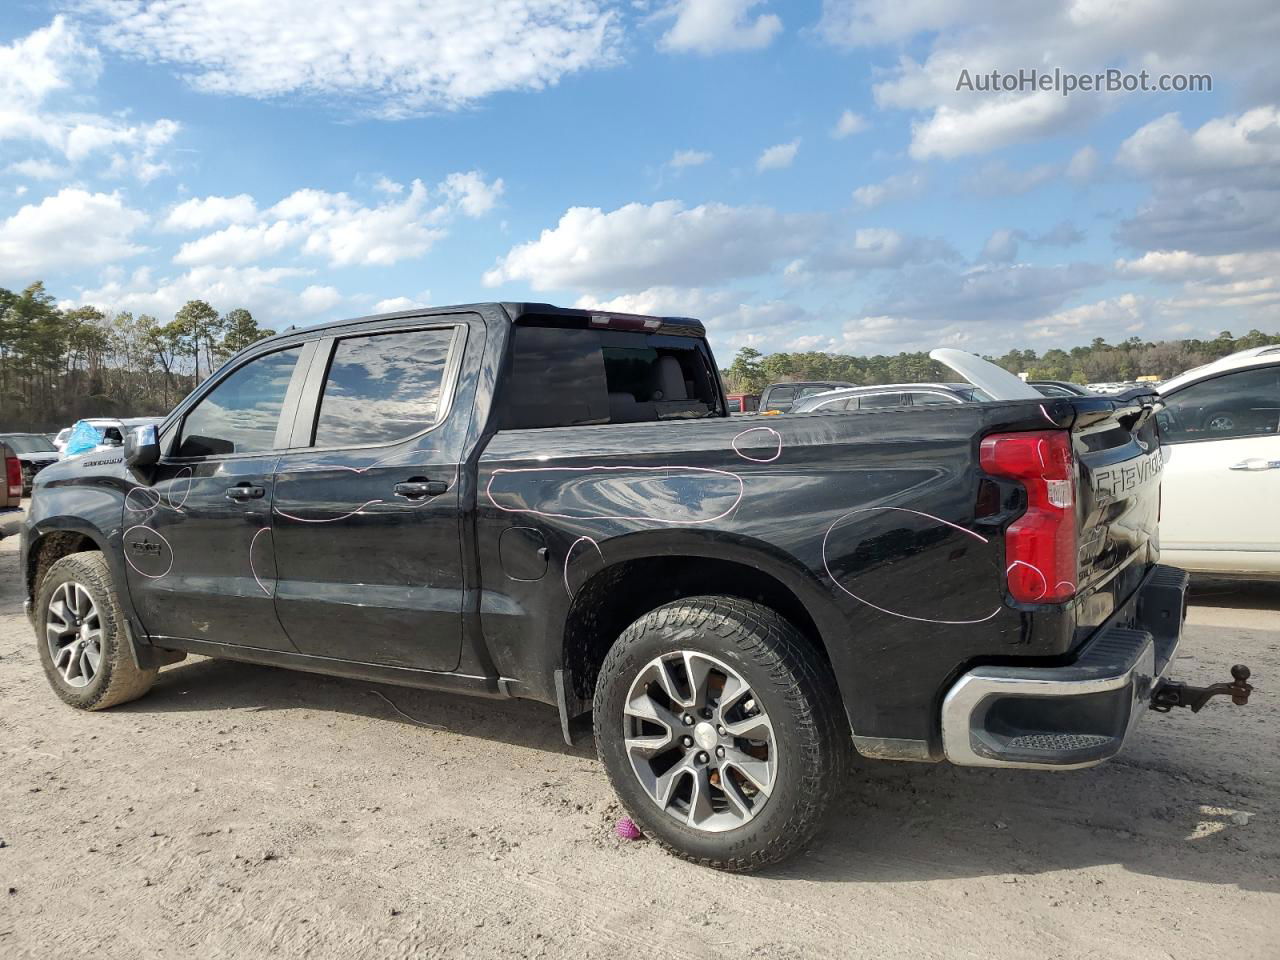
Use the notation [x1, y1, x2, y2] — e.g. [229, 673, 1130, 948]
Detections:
[2, 514, 1277, 959]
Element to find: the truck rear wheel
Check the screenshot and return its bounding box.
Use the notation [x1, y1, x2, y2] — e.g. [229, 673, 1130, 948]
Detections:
[36, 552, 157, 711]
[593, 596, 847, 871]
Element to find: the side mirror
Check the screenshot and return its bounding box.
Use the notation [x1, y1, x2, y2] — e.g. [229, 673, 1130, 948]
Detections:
[124, 424, 160, 468]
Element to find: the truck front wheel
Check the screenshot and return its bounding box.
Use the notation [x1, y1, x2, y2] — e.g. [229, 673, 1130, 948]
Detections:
[593, 596, 847, 871]
[36, 552, 157, 711]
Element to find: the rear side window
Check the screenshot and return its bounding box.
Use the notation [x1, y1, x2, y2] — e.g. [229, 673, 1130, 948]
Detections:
[1160, 366, 1280, 443]
[857, 392, 906, 409]
[909, 392, 959, 405]
[313, 328, 456, 447]
[501, 325, 720, 429]
[796, 385, 833, 399]
[811, 396, 850, 411]
[177, 346, 303, 457]
[767, 386, 796, 403]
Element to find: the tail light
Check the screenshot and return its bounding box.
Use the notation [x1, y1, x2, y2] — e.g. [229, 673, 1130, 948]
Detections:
[979, 430, 1077, 603]
[6, 453, 22, 500]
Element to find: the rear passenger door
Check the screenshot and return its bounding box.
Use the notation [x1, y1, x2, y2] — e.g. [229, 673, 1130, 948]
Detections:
[269, 319, 473, 671]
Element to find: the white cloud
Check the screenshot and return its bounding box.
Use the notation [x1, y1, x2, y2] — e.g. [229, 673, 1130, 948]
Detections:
[84, 0, 622, 117]
[831, 109, 868, 139]
[1118, 249, 1280, 282]
[1117, 107, 1280, 179]
[670, 148, 712, 168]
[1066, 145, 1099, 182]
[821, 0, 1280, 157]
[374, 176, 405, 196]
[1116, 249, 1280, 312]
[756, 139, 799, 171]
[373, 294, 432, 313]
[483, 199, 824, 292]
[980, 229, 1022, 264]
[5, 158, 70, 180]
[170, 172, 503, 269]
[0, 187, 147, 279]
[73, 264, 319, 320]
[907, 95, 1081, 160]
[658, 0, 782, 54]
[298, 284, 344, 312]
[438, 170, 505, 217]
[162, 194, 259, 231]
[1024, 294, 1151, 342]
[173, 221, 301, 266]
[866, 261, 1109, 325]
[0, 17, 179, 181]
[852, 171, 925, 207]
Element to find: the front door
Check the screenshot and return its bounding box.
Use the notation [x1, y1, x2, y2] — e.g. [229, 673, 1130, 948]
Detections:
[269, 323, 468, 671]
[123, 343, 309, 651]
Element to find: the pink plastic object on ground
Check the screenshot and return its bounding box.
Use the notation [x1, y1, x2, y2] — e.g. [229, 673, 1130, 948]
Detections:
[615, 817, 643, 840]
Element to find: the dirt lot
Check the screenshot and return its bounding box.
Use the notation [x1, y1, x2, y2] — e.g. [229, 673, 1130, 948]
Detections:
[1, 517, 1277, 960]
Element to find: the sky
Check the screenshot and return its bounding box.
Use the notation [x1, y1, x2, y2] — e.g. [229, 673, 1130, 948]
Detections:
[2, 1, 1279, 363]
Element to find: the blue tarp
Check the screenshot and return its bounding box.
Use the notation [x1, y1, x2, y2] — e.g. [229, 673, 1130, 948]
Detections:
[64, 420, 103, 457]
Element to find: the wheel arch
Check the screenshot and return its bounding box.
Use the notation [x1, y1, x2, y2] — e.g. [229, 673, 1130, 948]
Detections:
[560, 530, 847, 710]
[26, 522, 111, 601]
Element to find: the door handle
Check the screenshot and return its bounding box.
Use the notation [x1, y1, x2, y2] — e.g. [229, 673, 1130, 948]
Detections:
[226, 484, 266, 500]
[1229, 459, 1280, 471]
[394, 478, 449, 499]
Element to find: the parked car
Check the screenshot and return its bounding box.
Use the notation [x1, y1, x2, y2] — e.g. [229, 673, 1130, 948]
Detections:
[759, 380, 853, 413]
[724, 393, 759, 414]
[58, 417, 163, 458]
[1157, 345, 1280, 579]
[20, 303, 1252, 871]
[1029, 380, 1094, 398]
[0, 433, 61, 495]
[1, 442, 23, 524]
[792, 382, 991, 413]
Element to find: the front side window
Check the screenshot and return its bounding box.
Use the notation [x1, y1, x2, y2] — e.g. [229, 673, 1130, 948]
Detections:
[1160, 366, 1280, 443]
[177, 346, 303, 457]
[313, 328, 456, 447]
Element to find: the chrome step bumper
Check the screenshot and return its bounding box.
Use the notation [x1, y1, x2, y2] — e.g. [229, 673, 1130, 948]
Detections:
[941, 565, 1188, 770]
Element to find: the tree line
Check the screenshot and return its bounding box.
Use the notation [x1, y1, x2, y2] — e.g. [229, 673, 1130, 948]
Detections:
[0, 282, 275, 433]
[721, 329, 1280, 394]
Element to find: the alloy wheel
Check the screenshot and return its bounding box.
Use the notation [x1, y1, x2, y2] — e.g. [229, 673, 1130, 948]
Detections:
[46, 581, 103, 688]
[623, 650, 777, 832]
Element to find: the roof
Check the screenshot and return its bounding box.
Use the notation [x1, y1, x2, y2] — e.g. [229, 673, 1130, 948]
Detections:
[1159, 345, 1280, 394]
[262, 301, 707, 345]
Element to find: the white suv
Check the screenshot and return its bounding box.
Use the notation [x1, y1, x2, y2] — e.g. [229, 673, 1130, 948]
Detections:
[1157, 346, 1280, 579]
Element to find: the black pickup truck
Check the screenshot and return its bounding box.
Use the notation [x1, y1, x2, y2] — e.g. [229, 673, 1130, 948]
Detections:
[20, 302, 1253, 870]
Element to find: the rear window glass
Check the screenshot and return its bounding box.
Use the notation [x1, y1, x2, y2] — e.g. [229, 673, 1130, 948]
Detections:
[313, 328, 456, 447]
[501, 325, 720, 429]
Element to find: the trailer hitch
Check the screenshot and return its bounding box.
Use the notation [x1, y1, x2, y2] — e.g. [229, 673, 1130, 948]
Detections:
[1150, 664, 1253, 713]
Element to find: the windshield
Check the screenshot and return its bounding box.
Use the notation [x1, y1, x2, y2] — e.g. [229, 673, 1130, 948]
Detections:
[1, 435, 56, 453]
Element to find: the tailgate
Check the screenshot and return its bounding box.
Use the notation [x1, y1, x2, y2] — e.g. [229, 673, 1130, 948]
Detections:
[1069, 391, 1164, 616]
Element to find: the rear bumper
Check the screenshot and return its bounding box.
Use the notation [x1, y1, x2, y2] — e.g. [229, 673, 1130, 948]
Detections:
[941, 565, 1188, 769]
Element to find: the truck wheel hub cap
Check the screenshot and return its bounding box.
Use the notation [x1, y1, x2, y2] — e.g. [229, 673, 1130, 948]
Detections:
[46, 581, 103, 689]
[693, 722, 718, 751]
[623, 650, 777, 833]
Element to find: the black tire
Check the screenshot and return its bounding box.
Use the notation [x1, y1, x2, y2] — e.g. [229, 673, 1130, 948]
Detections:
[36, 552, 157, 710]
[593, 596, 847, 871]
